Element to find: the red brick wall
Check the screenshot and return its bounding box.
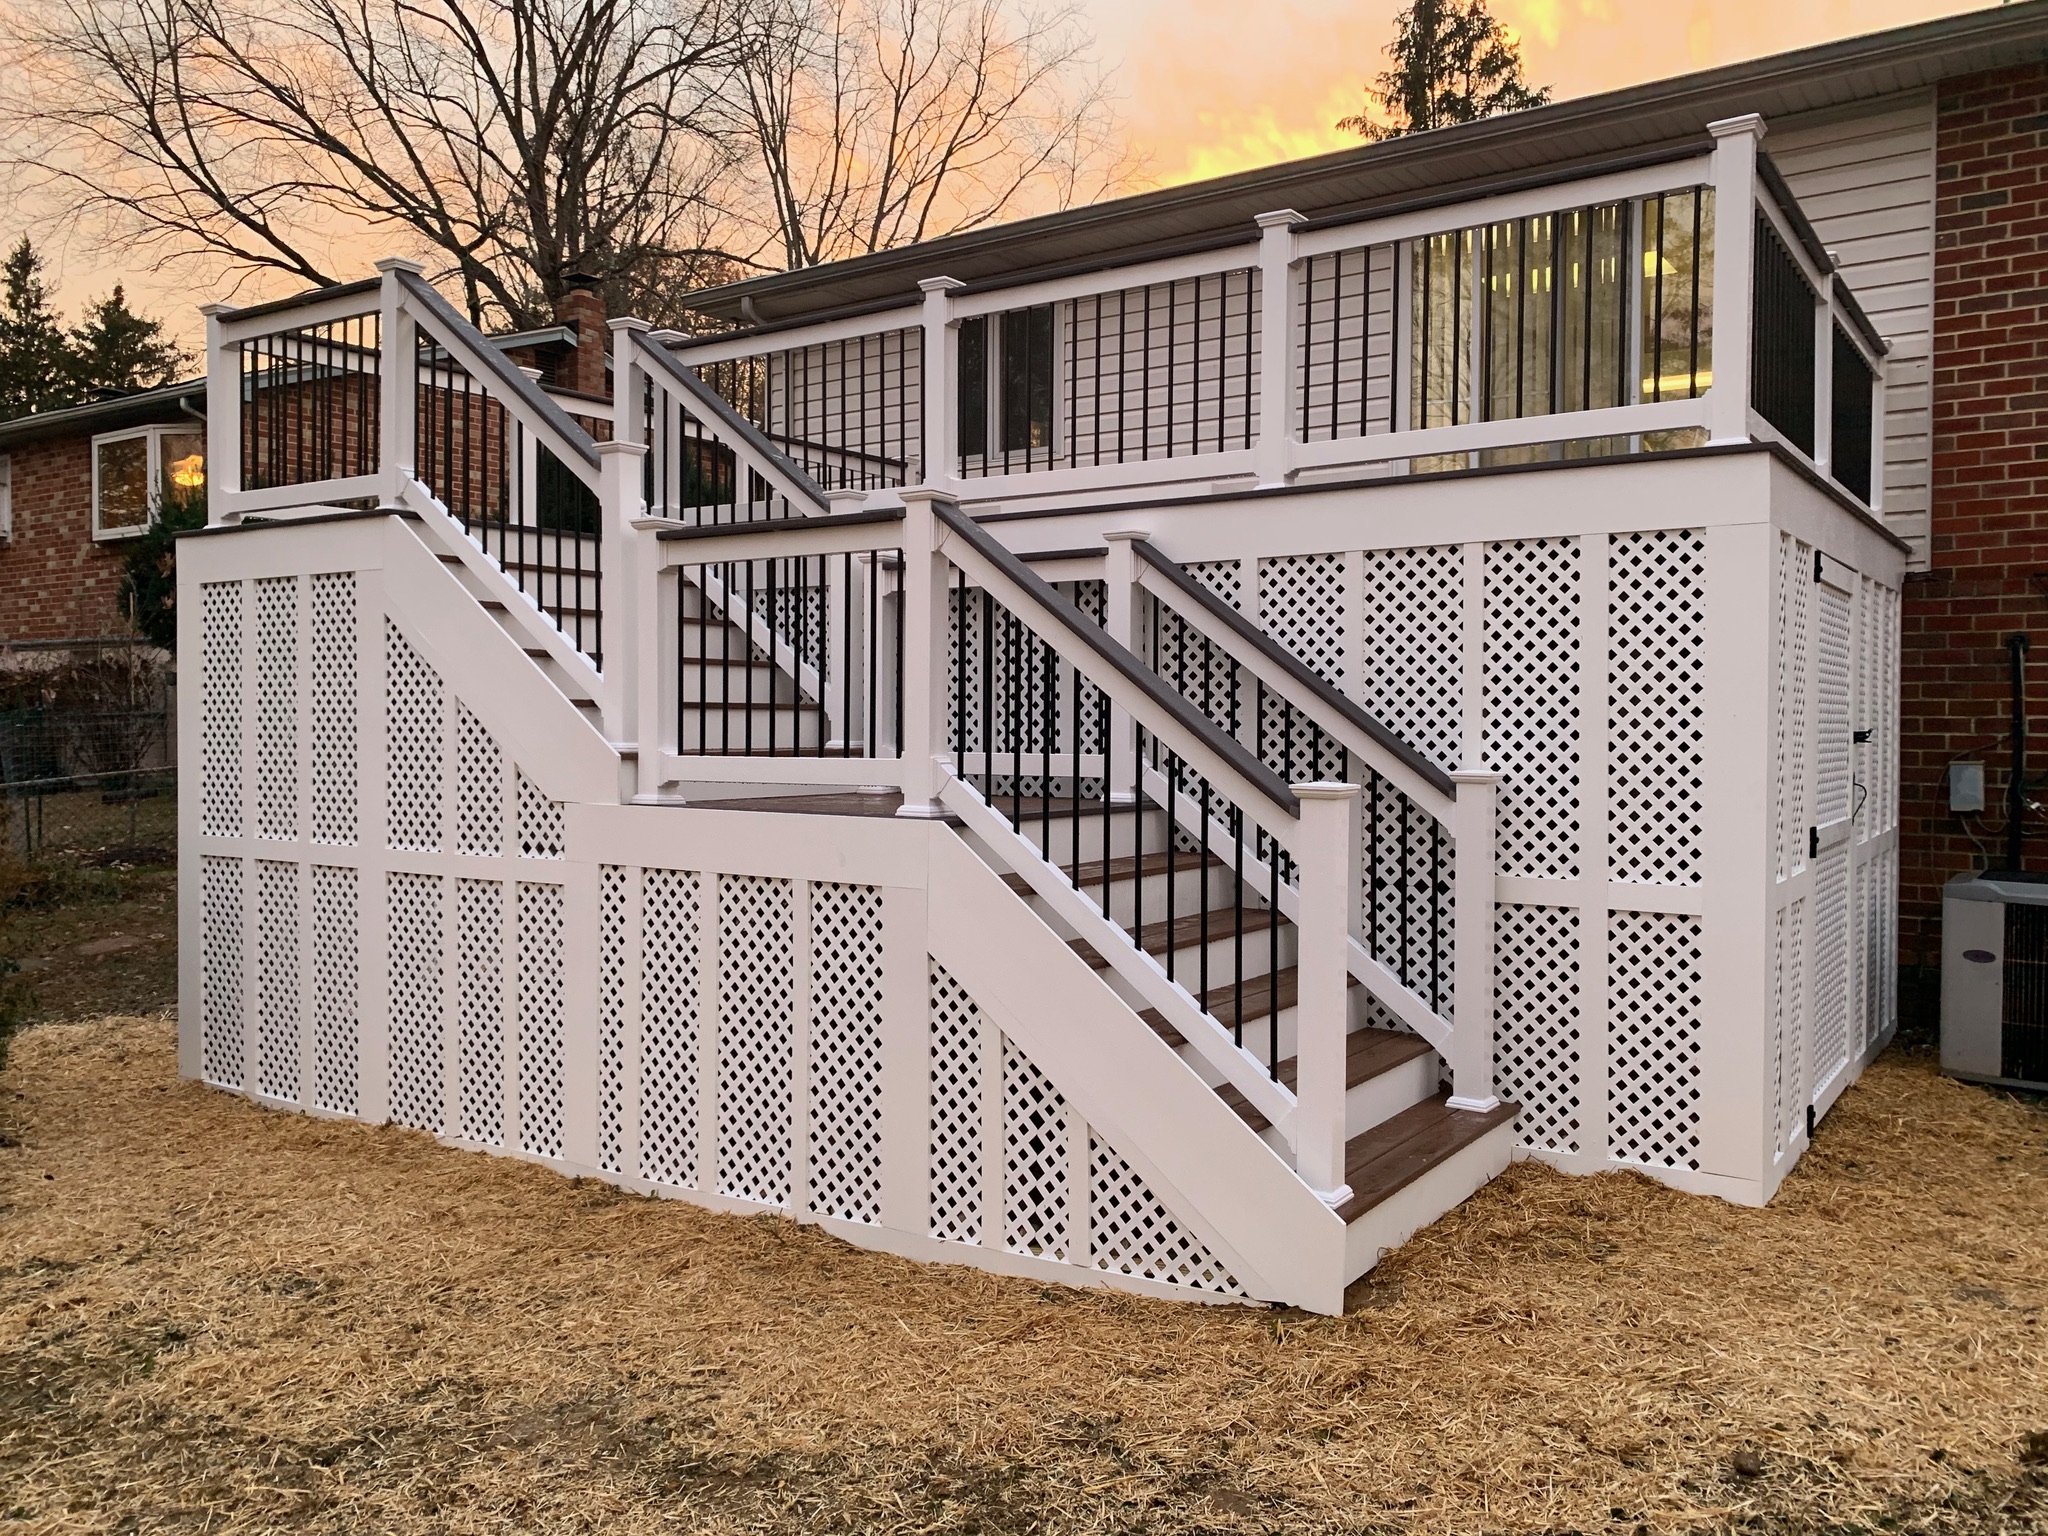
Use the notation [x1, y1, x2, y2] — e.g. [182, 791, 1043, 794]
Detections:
[0, 432, 135, 646]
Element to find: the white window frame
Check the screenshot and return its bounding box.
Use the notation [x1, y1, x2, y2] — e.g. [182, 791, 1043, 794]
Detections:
[91, 424, 205, 542]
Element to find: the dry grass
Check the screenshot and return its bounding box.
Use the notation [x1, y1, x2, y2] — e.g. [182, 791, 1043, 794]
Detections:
[1, 1019, 2044, 1535]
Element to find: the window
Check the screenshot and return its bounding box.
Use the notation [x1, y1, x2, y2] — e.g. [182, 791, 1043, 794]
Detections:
[955, 305, 1056, 470]
[93, 426, 207, 540]
[0, 454, 11, 543]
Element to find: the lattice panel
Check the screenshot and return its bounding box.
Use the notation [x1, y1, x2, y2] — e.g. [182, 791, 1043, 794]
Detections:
[456, 878, 505, 1146]
[253, 577, 298, 842]
[254, 859, 300, 1102]
[1772, 536, 1797, 880]
[1856, 857, 1877, 1057]
[1781, 540, 1812, 875]
[716, 875, 795, 1205]
[598, 865, 628, 1174]
[199, 855, 243, 1088]
[455, 705, 504, 857]
[1607, 911, 1702, 1169]
[809, 882, 884, 1224]
[1002, 1035, 1071, 1260]
[640, 868, 702, 1188]
[1258, 552, 1349, 688]
[928, 960, 985, 1244]
[1358, 545, 1463, 769]
[310, 863, 359, 1116]
[1184, 559, 1243, 609]
[1493, 904, 1580, 1154]
[517, 882, 566, 1159]
[518, 770, 566, 860]
[384, 619, 446, 852]
[386, 871, 445, 1134]
[1772, 904, 1788, 1159]
[1088, 1135, 1243, 1293]
[1608, 530, 1704, 884]
[1484, 539, 1580, 879]
[308, 572, 358, 845]
[1781, 896, 1807, 1151]
[200, 582, 243, 838]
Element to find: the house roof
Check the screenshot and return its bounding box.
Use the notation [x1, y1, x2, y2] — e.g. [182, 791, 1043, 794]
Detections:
[0, 379, 207, 453]
[679, 1, 2048, 328]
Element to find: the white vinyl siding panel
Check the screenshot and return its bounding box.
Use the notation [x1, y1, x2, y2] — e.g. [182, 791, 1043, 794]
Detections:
[1771, 93, 1936, 566]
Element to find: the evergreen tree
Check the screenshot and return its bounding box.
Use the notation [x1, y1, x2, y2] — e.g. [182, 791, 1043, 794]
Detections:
[0, 239, 71, 417]
[68, 286, 189, 399]
[1340, 0, 1552, 141]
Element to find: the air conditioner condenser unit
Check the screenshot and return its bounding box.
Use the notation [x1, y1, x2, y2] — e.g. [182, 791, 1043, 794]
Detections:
[1941, 871, 2048, 1092]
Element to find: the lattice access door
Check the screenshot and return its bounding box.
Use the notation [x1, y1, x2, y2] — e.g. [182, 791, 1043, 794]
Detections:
[1808, 567, 1855, 1116]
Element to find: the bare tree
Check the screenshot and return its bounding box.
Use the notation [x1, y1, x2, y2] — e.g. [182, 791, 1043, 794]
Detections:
[4, 0, 747, 327]
[731, 0, 1133, 271]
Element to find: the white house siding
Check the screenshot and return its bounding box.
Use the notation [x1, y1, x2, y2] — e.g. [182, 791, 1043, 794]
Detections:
[1771, 93, 1937, 567]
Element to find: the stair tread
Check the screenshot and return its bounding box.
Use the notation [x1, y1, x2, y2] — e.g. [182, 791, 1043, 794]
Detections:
[1207, 1027, 1434, 1133]
[1336, 1094, 1516, 1223]
[1001, 848, 1224, 897]
[1069, 905, 1283, 969]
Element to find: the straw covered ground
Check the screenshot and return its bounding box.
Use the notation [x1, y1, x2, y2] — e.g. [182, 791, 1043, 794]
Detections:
[1, 1018, 2044, 1535]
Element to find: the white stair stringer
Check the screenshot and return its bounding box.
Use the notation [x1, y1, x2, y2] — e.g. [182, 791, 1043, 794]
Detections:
[925, 830, 1347, 1314]
[378, 513, 619, 809]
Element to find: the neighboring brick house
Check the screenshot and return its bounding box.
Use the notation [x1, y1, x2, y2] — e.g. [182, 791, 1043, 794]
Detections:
[0, 380, 209, 656]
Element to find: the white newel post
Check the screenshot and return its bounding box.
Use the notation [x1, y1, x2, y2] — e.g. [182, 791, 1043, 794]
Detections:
[375, 257, 425, 504]
[596, 438, 648, 749]
[1447, 768, 1501, 1111]
[1706, 116, 1764, 447]
[611, 320, 673, 798]
[918, 277, 963, 490]
[1292, 783, 1359, 1204]
[199, 303, 240, 523]
[894, 488, 952, 817]
[1100, 531, 1147, 802]
[1253, 211, 1303, 489]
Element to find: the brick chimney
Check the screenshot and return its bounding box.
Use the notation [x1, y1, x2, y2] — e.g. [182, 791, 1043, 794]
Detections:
[557, 271, 609, 398]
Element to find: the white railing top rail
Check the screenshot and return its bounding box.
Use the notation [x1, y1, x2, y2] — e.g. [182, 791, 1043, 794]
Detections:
[652, 503, 906, 566]
[1128, 538, 1457, 815]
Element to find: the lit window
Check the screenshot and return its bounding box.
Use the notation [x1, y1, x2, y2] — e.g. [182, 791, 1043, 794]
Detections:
[0, 454, 11, 543]
[92, 426, 207, 540]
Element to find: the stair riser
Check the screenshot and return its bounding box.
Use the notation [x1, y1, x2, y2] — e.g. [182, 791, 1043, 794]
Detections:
[678, 711, 824, 752]
[1080, 865, 1246, 925]
[1346, 1052, 1440, 1138]
[1006, 809, 1172, 865]
[1146, 927, 1298, 991]
[508, 571, 600, 612]
[678, 629, 768, 663]
[676, 667, 805, 706]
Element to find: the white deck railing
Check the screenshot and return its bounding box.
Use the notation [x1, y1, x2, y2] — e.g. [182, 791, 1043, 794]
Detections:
[664, 114, 1887, 514]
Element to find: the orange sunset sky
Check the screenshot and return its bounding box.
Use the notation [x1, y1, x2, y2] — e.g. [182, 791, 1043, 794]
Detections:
[40, 0, 1997, 335]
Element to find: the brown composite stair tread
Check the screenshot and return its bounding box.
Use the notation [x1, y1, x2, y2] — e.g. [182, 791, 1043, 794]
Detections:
[1335, 1094, 1516, 1223]
[1001, 848, 1225, 897]
[1068, 904, 1283, 969]
[1208, 1027, 1435, 1133]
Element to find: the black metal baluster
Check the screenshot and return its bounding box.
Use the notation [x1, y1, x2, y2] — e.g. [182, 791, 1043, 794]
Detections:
[1164, 749, 1177, 984]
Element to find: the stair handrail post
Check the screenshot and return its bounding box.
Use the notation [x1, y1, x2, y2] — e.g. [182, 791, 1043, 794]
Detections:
[918, 277, 964, 490]
[1252, 210, 1303, 489]
[1292, 781, 1360, 1205]
[595, 436, 649, 752]
[1447, 767, 1501, 1111]
[1100, 530, 1148, 802]
[374, 256, 424, 506]
[895, 486, 953, 816]
[612, 319, 670, 795]
[1706, 115, 1764, 446]
[199, 302, 241, 523]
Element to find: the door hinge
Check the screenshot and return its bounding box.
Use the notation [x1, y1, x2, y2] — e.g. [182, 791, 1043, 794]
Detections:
[1809, 825, 1819, 859]
[1853, 728, 1872, 744]
[1814, 549, 1825, 582]
[1806, 1103, 1816, 1139]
